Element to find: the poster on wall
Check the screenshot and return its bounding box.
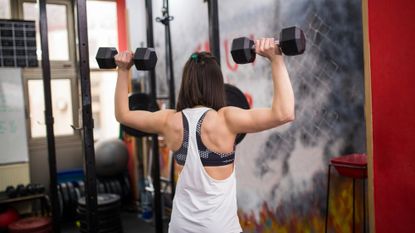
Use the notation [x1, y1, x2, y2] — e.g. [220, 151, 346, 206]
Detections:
[0, 68, 29, 164]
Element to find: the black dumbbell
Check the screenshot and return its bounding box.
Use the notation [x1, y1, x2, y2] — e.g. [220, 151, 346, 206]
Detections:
[231, 26, 306, 64]
[96, 47, 158, 70]
[15, 184, 27, 196]
[5, 186, 17, 198]
[26, 184, 35, 195]
[35, 184, 46, 194]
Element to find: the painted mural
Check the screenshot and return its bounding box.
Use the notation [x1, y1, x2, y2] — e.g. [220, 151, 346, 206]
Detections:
[151, 0, 366, 232]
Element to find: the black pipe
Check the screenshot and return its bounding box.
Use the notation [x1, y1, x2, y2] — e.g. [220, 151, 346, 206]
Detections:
[206, 0, 221, 64]
[75, 0, 98, 232]
[144, 0, 163, 232]
[156, 0, 176, 200]
[38, 1, 60, 232]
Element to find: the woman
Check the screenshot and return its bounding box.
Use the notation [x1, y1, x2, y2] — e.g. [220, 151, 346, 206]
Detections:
[114, 38, 295, 233]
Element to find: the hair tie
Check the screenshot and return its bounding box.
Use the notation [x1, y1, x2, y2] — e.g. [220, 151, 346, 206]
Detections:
[191, 53, 199, 63]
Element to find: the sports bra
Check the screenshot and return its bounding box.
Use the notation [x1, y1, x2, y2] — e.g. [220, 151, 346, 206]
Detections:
[172, 110, 235, 166]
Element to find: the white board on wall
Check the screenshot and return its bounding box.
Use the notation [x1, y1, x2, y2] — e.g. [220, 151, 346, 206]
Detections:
[0, 68, 29, 164]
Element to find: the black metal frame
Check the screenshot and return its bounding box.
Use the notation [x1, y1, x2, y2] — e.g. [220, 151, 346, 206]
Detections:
[38, 1, 60, 231]
[206, 0, 221, 64]
[156, 0, 176, 201]
[325, 164, 367, 233]
[144, 0, 163, 232]
[75, 0, 98, 232]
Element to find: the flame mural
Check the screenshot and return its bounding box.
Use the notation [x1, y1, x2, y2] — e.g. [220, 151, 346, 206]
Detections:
[238, 174, 367, 233]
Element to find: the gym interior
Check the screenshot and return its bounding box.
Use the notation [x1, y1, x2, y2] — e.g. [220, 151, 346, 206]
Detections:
[0, 0, 414, 232]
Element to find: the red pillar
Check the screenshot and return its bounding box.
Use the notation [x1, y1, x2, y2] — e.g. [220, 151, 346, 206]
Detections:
[367, 0, 415, 232]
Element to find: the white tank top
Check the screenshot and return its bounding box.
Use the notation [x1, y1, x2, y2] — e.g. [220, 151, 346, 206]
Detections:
[168, 107, 242, 233]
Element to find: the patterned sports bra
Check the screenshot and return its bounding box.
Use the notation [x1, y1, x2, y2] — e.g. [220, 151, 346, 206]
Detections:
[172, 111, 235, 167]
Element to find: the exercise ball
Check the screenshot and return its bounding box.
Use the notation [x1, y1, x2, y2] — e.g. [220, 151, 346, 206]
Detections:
[94, 138, 129, 177]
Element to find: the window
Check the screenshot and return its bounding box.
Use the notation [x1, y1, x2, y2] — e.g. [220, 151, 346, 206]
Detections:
[87, 0, 119, 139]
[0, 0, 11, 19]
[22, 2, 70, 61]
[28, 79, 74, 138]
[90, 71, 118, 139]
[87, 0, 118, 68]
[17, 0, 119, 140]
[17, 0, 77, 140]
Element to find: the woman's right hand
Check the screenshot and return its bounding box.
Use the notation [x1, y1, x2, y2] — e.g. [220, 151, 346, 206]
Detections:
[114, 51, 134, 71]
[255, 38, 281, 62]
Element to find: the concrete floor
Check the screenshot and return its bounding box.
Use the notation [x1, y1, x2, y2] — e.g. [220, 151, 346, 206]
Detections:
[61, 212, 169, 233]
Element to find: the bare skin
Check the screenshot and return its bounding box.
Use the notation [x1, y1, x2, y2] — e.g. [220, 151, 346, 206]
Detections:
[114, 38, 295, 180]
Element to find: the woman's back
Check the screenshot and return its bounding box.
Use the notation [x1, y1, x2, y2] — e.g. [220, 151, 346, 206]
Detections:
[167, 107, 242, 233]
[164, 107, 237, 180]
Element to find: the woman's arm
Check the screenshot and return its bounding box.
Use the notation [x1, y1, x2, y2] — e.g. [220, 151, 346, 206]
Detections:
[114, 51, 173, 135]
[220, 38, 295, 134]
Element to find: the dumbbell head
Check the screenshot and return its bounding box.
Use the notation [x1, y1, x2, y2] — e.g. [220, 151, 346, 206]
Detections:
[26, 184, 35, 195]
[35, 184, 46, 194]
[96, 47, 118, 69]
[5, 186, 17, 198]
[231, 37, 256, 64]
[133, 48, 157, 70]
[16, 184, 27, 196]
[279, 26, 306, 56]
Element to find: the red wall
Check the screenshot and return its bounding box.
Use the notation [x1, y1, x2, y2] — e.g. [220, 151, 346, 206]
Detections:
[368, 0, 415, 232]
[116, 0, 128, 51]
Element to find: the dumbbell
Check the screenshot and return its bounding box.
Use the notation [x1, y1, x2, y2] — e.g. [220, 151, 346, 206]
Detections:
[231, 26, 306, 64]
[5, 186, 17, 198]
[15, 184, 27, 196]
[96, 47, 157, 70]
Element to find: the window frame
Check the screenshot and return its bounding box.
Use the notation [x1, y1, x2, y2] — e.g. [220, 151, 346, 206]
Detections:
[11, 0, 119, 145]
[15, 0, 80, 145]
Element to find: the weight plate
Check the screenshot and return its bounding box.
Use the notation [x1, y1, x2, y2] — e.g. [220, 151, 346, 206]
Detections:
[107, 179, 114, 194]
[77, 210, 121, 224]
[122, 176, 131, 199]
[66, 182, 75, 205]
[79, 218, 121, 228]
[97, 180, 105, 194]
[101, 179, 110, 194]
[67, 182, 77, 217]
[80, 223, 122, 233]
[224, 84, 250, 145]
[8, 217, 51, 232]
[113, 180, 122, 197]
[109, 180, 117, 195]
[77, 181, 85, 197]
[78, 194, 120, 207]
[74, 187, 81, 202]
[57, 187, 63, 217]
[59, 183, 69, 213]
[77, 201, 121, 215]
[121, 93, 159, 138]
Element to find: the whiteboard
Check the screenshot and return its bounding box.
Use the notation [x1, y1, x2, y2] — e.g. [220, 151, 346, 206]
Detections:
[0, 68, 29, 164]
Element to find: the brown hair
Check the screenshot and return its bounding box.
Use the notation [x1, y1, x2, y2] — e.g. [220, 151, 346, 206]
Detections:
[176, 52, 226, 111]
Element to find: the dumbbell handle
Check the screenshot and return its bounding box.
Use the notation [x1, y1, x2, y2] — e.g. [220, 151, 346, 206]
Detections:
[250, 39, 280, 49]
[249, 40, 282, 54]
